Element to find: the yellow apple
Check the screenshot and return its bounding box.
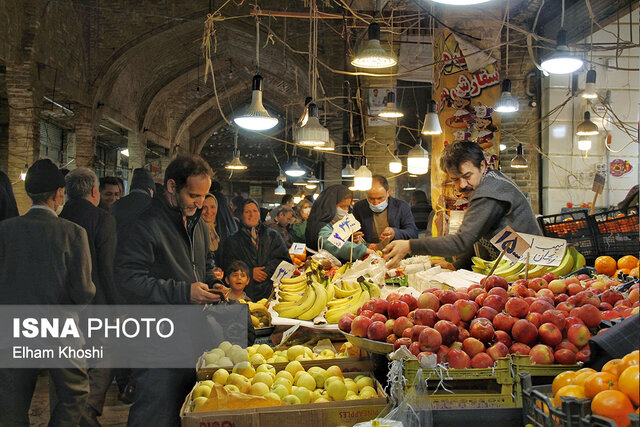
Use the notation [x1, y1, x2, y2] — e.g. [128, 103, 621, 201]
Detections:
[293, 386, 311, 404]
[230, 347, 248, 364]
[257, 344, 274, 359]
[346, 394, 359, 400]
[275, 370, 294, 383]
[286, 345, 306, 361]
[217, 357, 233, 367]
[274, 355, 288, 363]
[191, 396, 208, 412]
[359, 385, 377, 399]
[319, 349, 335, 358]
[273, 377, 292, 393]
[192, 384, 212, 399]
[326, 380, 347, 401]
[203, 352, 220, 365]
[212, 368, 229, 385]
[224, 384, 240, 393]
[252, 372, 274, 388]
[326, 365, 343, 378]
[227, 373, 250, 393]
[285, 361, 304, 377]
[218, 341, 232, 354]
[282, 394, 301, 405]
[308, 367, 327, 388]
[256, 363, 276, 376]
[355, 376, 374, 392]
[249, 353, 266, 366]
[232, 361, 255, 379]
[314, 397, 330, 403]
[249, 382, 270, 396]
[263, 392, 281, 402]
[295, 373, 316, 391]
[270, 383, 289, 399]
[344, 380, 358, 394]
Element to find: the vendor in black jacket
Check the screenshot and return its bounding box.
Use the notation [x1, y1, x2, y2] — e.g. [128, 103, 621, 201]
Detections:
[220, 198, 291, 301]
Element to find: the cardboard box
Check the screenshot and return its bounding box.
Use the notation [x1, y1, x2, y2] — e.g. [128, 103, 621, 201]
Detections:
[181, 372, 388, 427]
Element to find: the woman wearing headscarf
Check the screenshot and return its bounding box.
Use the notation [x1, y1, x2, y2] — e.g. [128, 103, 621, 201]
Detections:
[209, 181, 238, 240]
[0, 170, 19, 221]
[290, 198, 312, 243]
[305, 185, 373, 262]
[201, 194, 225, 281]
[219, 198, 291, 301]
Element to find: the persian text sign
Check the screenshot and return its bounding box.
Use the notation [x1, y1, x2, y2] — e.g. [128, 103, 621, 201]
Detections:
[327, 214, 361, 249]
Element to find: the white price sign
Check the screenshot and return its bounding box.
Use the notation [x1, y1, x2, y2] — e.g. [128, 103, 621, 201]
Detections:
[270, 261, 296, 284]
[289, 242, 306, 255]
[518, 233, 567, 267]
[327, 214, 361, 249]
[490, 226, 531, 263]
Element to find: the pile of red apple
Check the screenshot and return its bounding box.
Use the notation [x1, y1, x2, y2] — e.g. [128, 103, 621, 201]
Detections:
[338, 273, 639, 369]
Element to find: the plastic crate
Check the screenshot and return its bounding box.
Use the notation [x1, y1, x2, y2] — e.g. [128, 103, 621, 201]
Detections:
[591, 205, 640, 259]
[403, 357, 517, 409]
[537, 211, 598, 263]
[511, 354, 581, 407]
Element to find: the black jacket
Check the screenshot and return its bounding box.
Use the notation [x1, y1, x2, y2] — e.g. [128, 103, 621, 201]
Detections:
[220, 224, 291, 301]
[110, 190, 153, 241]
[352, 197, 419, 242]
[115, 197, 214, 304]
[60, 198, 120, 304]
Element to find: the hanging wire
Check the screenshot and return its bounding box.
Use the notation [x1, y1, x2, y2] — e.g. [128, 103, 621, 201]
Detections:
[255, 18, 260, 73]
[505, 0, 510, 78]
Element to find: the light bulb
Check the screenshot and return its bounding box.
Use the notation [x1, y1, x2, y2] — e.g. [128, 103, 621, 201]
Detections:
[388, 157, 402, 173]
[274, 182, 286, 195]
[351, 23, 397, 69]
[495, 79, 519, 113]
[422, 100, 442, 135]
[407, 143, 429, 175]
[295, 103, 328, 147]
[576, 111, 599, 136]
[578, 138, 592, 151]
[582, 69, 597, 99]
[233, 75, 278, 131]
[354, 164, 372, 191]
[378, 92, 403, 118]
[540, 30, 584, 75]
[225, 153, 247, 170]
[285, 159, 305, 177]
[341, 163, 356, 178]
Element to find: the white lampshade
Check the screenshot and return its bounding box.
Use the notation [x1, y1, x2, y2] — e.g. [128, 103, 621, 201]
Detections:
[495, 79, 519, 113]
[407, 143, 429, 175]
[422, 100, 442, 135]
[578, 138, 592, 151]
[233, 75, 279, 131]
[576, 112, 599, 136]
[582, 69, 597, 99]
[378, 92, 403, 118]
[274, 183, 286, 195]
[540, 30, 583, 75]
[295, 103, 328, 147]
[511, 144, 528, 169]
[354, 164, 372, 191]
[388, 156, 402, 173]
[341, 163, 356, 178]
[351, 23, 397, 69]
[314, 137, 335, 151]
[225, 153, 247, 170]
[285, 159, 305, 177]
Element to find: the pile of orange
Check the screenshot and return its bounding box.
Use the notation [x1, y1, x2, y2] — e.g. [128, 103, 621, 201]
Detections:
[594, 255, 639, 278]
[551, 350, 639, 427]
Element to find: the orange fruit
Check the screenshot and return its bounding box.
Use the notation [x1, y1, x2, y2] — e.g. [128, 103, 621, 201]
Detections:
[584, 372, 618, 399]
[602, 359, 626, 379]
[618, 255, 639, 271]
[621, 351, 639, 371]
[554, 385, 586, 408]
[591, 390, 634, 427]
[615, 269, 631, 278]
[618, 366, 639, 406]
[552, 371, 578, 395]
[630, 267, 639, 278]
[574, 370, 596, 386]
[595, 256, 617, 277]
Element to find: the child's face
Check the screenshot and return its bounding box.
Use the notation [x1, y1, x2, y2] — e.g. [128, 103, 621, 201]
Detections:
[227, 270, 249, 292]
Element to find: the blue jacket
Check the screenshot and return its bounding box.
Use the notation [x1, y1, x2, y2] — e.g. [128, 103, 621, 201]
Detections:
[353, 197, 419, 243]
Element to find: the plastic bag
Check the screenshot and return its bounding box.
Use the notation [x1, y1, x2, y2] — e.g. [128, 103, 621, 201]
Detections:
[383, 360, 433, 427]
[341, 254, 386, 286]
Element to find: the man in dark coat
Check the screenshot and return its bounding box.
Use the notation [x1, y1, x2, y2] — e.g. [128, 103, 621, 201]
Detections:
[220, 199, 291, 301]
[59, 167, 120, 426]
[110, 168, 156, 239]
[0, 169, 19, 221]
[115, 155, 224, 427]
[0, 159, 95, 426]
[353, 175, 418, 249]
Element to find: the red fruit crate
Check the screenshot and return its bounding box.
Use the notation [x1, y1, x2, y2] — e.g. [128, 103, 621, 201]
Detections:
[537, 211, 598, 263]
[590, 205, 639, 259]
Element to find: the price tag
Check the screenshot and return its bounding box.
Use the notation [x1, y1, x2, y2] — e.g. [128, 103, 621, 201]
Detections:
[327, 214, 361, 249]
[270, 261, 296, 284]
[490, 226, 531, 263]
[289, 242, 306, 255]
[279, 324, 300, 346]
[518, 233, 567, 267]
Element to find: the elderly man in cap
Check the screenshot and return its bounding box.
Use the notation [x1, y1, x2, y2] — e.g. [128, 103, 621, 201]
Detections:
[0, 159, 95, 426]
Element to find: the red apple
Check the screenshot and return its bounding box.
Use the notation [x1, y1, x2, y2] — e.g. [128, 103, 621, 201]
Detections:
[475, 293, 488, 306]
[493, 312, 517, 332]
[510, 343, 531, 355]
[556, 302, 575, 313]
[413, 308, 437, 327]
[554, 293, 569, 303]
[434, 320, 459, 346]
[418, 327, 443, 352]
[437, 304, 461, 324]
[577, 274, 591, 281]
[567, 282, 583, 296]
[488, 286, 508, 300]
[399, 294, 418, 311]
[538, 323, 563, 347]
[438, 290, 458, 305]
[548, 279, 568, 294]
[409, 341, 421, 356]
[388, 300, 410, 319]
[457, 326, 470, 342]
[392, 316, 413, 337]
[437, 345, 450, 363]
[470, 318, 495, 343]
[476, 306, 498, 321]
[402, 328, 412, 338]
[529, 344, 555, 364]
[370, 313, 387, 323]
[393, 337, 411, 351]
[512, 319, 538, 345]
[602, 310, 623, 321]
[541, 310, 566, 329]
[469, 288, 484, 300]
[360, 309, 375, 318]
[386, 333, 398, 344]
[565, 277, 580, 285]
[528, 299, 554, 314]
[447, 348, 471, 368]
[576, 348, 591, 363]
[454, 299, 478, 322]
[525, 312, 543, 328]
[487, 342, 509, 361]
[386, 292, 401, 303]
[371, 298, 389, 315]
[554, 349, 577, 365]
[367, 321, 389, 341]
[494, 330, 512, 348]
[542, 272, 558, 283]
[510, 281, 529, 297]
[556, 339, 579, 354]
[410, 325, 429, 342]
[338, 312, 355, 333]
[483, 294, 506, 312]
[385, 318, 395, 334]
[456, 291, 470, 300]
[483, 275, 508, 291]
[537, 289, 555, 300]
[362, 299, 375, 312]
[417, 292, 440, 311]
[574, 304, 602, 328]
[351, 315, 373, 337]
[599, 302, 613, 311]
[528, 278, 548, 292]
[505, 297, 529, 318]
[471, 352, 494, 368]
[462, 337, 485, 357]
[600, 290, 623, 306]
[566, 323, 590, 347]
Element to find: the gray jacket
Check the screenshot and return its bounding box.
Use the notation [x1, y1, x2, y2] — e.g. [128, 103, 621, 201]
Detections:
[409, 170, 541, 260]
[0, 207, 95, 305]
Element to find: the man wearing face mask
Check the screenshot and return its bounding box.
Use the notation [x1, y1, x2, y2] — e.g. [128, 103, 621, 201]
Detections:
[384, 141, 541, 268]
[352, 175, 418, 250]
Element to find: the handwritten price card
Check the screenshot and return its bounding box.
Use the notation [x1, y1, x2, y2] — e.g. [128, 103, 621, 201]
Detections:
[327, 214, 361, 249]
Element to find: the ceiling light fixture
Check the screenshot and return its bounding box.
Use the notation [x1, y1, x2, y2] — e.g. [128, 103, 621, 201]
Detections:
[407, 141, 430, 175]
[578, 138, 592, 151]
[540, 29, 584, 75]
[576, 111, 599, 136]
[582, 69, 597, 99]
[307, 172, 320, 183]
[421, 100, 442, 135]
[341, 162, 356, 178]
[378, 92, 404, 118]
[351, 22, 397, 69]
[120, 148, 130, 157]
[293, 179, 307, 186]
[314, 137, 335, 151]
[20, 164, 28, 181]
[388, 154, 402, 174]
[305, 183, 317, 190]
[495, 79, 519, 113]
[285, 158, 305, 177]
[295, 103, 328, 147]
[274, 182, 286, 195]
[225, 129, 247, 170]
[354, 161, 372, 191]
[510, 143, 528, 169]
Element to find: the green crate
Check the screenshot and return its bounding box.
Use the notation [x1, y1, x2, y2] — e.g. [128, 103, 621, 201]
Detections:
[511, 354, 581, 407]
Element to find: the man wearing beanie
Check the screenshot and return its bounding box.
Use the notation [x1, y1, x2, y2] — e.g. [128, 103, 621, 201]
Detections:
[110, 168, 156, 239]
[0, 159, 95, 426]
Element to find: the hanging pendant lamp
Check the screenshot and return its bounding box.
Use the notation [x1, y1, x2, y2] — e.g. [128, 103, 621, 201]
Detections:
[233, 75, 279, 131]
[274, 182, 286, 195]
[378, 92, 404, 118]
[285, 158, 305, 177]
[354, 159, 372, 191]
[541, 30, 583, 75]
[295, 103, 328, 147]
[225, 153, 247, 170]
[351, 22, 397, 69]
[582, 69, 597, 99]
[407, 142, 429, 175]
[341, 162, 356, 178]
[576, 112, 598, 136]
[510, 144, 528, 169]
[388, 154, 402, 173]
[495, 79, 519, 113]
[578, 138, 592, 151]
[314, 137, 335, 151]
[422, 100, 442, 135]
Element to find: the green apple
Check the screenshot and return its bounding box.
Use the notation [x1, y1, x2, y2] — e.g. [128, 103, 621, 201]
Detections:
[282, 394, 301, 405]
[293, 386, 311, 404]
[256, 364, 276, 376]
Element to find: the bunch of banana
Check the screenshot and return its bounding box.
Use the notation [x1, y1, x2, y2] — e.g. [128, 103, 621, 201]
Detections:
[471, 247, 586, 281]
[324, 281, 380, 324]
[245, 299, 270, 328]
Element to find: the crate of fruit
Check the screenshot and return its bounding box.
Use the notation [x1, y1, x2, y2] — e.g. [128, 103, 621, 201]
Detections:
[590, 205, 640, 258]
[402, 357, 517, 409]
[537, 211, 598, 263]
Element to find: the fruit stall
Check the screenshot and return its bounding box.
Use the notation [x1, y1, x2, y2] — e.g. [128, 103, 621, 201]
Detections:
[179, 241, 640, 427]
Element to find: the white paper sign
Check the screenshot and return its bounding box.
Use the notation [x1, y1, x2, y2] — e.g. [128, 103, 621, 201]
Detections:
[327, 214, 361, 249]
[289, 242, 306, 255]
[490, 226, 531, 263]
[279, 324, 300, 347]
[518, 233, 567, 267]
[270, 261, 296, 284]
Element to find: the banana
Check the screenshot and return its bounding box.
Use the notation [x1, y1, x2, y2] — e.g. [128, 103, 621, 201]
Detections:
[548, 248, 575, 277]
[280, 275, 306, 285]
[256, 298, 268, 306]
[493, 262, 525, 277]
[334, 284, 361, 298]
[363, 281, 381, 298]
[279, 281, 307, 292]
[298, 281, 328, 321]
[325, 288, 370, 324]
[471, 257, 487, 269]
[325, 282, 336, 301]
[278, 290, 306, 303]
[274, 286, 316, 318]
[327, 291, 362, 308]
[518, 264, 547, 279]
[572, 248, 586, 272]
[250, 315, 260, 327]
